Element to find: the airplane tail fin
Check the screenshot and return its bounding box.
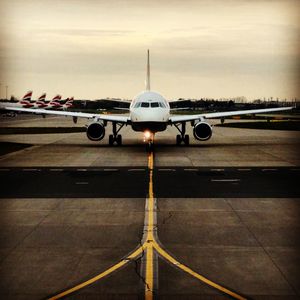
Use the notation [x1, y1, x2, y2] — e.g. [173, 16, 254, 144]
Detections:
[52, 94, 62, 101]
[38, 93, 46, 101]
[22, 91, 32, 101]
[145, 49, 150, 91]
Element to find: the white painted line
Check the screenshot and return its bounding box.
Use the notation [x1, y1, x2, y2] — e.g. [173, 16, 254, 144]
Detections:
[291, 168, 300, 171]
[262, 168, 277, 171]
[211, 179, 240, 182]
[237, 168, 251, 171]
[50, 168, 63, 171]
[0, 169, 10, 171]
[210, 168, 224, 172]
[128, 169, 145, 171]
[103, 168, 118, 171]
[184, 168, 198, 171]
[90, 169, 102, 171]
[76, 182, 89, 185]
[23, 168, 40, 171]
[158, 168, 176, 171]
[77, 168, 87, 171]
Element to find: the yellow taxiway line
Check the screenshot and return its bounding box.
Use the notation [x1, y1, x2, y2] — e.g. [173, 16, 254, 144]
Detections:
[144, 151, 247, 300]
[152, 240, 246, 300]
[144, 152, 155, 299]
[48, 246, 144, 300]
[48, 150, 247, 300]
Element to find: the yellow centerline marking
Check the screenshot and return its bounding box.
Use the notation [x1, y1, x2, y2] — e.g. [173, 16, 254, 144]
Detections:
[145, 150, 246, 300]
[152, 241, 246, 300]
[48, 246, 143, 300]
[144, 152, 155, 299]
[145, 244, 154, 300]
[48, 150, 248, 300]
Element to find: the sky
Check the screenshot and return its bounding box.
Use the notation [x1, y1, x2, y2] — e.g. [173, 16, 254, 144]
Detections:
[0, 0, 299, 100]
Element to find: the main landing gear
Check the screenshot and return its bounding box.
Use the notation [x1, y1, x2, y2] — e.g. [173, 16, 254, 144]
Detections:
[109, 122, 124, 146]
[174, 122, 189, 145]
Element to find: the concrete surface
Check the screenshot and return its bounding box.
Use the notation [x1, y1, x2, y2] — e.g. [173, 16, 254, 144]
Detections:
[0, 115, 299, 299]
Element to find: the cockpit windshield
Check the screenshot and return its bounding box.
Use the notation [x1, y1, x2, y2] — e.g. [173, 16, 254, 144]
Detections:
[134, 101, 167, 108]
[151, 102, 159, 107]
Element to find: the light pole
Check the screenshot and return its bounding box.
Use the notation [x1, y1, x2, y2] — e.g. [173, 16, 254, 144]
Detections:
[5, 85, 8, 100]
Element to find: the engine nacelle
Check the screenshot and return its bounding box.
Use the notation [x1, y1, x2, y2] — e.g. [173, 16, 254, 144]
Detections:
[86, 122, 105, 141]
[193, 121, 212, 141]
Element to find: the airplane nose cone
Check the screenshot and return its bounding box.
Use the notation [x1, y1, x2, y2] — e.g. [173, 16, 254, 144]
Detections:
[131, 108, 168, 122]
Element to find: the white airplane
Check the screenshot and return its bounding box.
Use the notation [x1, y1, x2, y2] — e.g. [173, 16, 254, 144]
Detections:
[62, 97, 74, 110]
[35, 93, 48, 108]
[7, 91, 35, 108]
[46, 94, 63, 108]
[4, 92, 47, 109]
[1, 50, 293, 147]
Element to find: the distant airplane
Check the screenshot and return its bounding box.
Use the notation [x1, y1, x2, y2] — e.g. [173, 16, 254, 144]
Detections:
[1, 50, 293, 147]
[19, 91, 34, 108]
[35, 93, 48, 108]
[46, 94, 63, 109]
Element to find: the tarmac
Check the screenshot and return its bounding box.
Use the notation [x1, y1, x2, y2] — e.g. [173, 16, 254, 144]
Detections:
[0, 114, 299, 299]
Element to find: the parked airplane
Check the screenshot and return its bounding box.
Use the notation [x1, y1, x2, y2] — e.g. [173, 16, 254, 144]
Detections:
[4, 91, 36, 108]
[62, 97, 74, 110]
[4, 92, 46, 108]
[0, 50, 293, 147]
[46, 94, 63, 109]
[35, 93, 48, 108]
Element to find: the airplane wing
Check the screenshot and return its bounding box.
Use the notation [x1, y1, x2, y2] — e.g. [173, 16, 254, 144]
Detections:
[169, 106, 293, 123]
[1, 106, 130, 123]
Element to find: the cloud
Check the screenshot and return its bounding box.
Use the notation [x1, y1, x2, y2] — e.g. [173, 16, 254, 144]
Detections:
[38, 28, 135, 37]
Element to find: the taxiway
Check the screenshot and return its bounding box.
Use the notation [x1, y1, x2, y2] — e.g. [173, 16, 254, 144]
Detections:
[0, 115, 299, 299]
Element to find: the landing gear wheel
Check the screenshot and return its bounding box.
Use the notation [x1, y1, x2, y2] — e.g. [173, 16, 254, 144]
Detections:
[176, 134, 182, 145]
[109, 134, 114, 146]
[116, 134, 122, 146]
[109, 122, 125, 146]
[183, 134, 189, 145]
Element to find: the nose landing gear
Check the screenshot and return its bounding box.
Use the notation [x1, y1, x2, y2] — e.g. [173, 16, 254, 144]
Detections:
[144, 131, 154, 151]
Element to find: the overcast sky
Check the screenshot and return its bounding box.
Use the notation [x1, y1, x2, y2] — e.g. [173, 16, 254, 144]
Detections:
[0, 0, 299, 100]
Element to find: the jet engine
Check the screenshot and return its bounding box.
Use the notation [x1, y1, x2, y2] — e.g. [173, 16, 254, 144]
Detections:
[193, 121, 212, 141]
[86, 121, 105, 141]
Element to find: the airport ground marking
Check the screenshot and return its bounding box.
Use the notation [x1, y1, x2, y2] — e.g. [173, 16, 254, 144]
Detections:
[48, 150, 247, 300]
[48, 246, 144, 300]
[211, 179, 241, 182]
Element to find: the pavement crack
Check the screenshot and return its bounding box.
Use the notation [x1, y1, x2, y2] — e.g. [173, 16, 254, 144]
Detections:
[161, 211, 173, 225]
[132, 254, 150, 292]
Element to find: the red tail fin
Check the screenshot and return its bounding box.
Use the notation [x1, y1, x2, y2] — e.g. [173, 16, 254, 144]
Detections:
[22, 91, 32, 101]
[52, 94, 62, 101]
[38, 93, 46, 101]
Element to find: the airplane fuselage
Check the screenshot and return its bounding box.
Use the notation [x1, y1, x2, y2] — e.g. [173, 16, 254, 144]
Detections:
[129, 91, 170, 132]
